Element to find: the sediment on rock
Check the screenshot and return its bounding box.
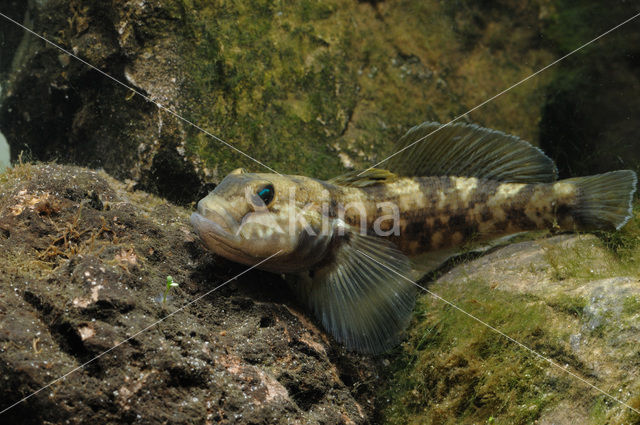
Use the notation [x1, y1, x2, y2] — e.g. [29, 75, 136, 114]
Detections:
[0, 163, 377, 424]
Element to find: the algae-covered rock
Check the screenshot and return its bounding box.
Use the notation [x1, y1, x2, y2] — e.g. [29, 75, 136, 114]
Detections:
[381, 233, 640, 424]
[3, 163, 639, 424]
[0, 163, 377, 424]
[0, 0, 555, 204]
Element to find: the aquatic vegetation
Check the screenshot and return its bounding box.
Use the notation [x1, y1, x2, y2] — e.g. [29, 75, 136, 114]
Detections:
[543, 204, 640, 281]
[162, 275, 179, 305]
[380, 200, 640, 424]
[177, 0, 555, 180]
[381, 279, 565, 424]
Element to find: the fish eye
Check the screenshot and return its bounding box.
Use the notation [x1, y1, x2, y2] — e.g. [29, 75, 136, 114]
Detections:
[256, 184, 275, 206]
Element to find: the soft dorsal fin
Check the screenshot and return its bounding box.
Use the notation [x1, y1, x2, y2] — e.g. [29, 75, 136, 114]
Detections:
[328, 168, 398, 187]
[386, 121, 558, 183]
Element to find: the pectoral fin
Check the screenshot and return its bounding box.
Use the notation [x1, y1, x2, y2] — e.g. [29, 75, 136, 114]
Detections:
[291, 228, 416, 354]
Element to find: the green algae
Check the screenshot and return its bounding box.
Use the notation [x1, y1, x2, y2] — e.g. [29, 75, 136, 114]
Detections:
[542, 204, 640, 282]
[177, 0, 358, 178]
[622, 295, 640, 316]
[380, 279, 570, 425]
[380, 201, 640, 424]
[547, 293, 587, 318]
[171, 0, 556, 181]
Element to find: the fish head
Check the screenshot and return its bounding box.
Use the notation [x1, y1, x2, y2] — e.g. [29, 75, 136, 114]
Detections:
[190, 169, 333, 272]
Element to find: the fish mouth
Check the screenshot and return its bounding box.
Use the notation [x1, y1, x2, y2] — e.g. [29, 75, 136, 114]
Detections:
[190, 212, 235, 240]
[190, 200, 240, 242]
[191, 205, 268, 265]
[190, 209, 249, 259]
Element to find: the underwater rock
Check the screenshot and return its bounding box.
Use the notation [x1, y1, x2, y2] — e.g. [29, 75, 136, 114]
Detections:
[0, 163, 377, 424]
[0, 0, 555, 204]
[381, 233, 640, 424]
[2, 163, 639, 424]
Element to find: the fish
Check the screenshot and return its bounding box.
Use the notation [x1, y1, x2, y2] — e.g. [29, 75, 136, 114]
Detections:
[190, 121, 637, 354]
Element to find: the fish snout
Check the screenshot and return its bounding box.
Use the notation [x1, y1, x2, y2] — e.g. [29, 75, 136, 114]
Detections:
[191, 199, 239, 238]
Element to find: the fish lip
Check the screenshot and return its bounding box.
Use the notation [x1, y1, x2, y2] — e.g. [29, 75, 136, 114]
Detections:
[195, 200, 239, 233]
[190, 211, 239, 242]
[191, 211, 258, 262]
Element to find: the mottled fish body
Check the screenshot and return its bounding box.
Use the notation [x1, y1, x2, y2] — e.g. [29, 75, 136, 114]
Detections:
[191, 122, 637, 354]
[335, 174, 633, 255]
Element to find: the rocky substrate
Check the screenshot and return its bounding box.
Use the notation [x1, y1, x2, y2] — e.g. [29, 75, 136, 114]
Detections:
[382, 234, 640, 424]
[0, 163, 377, 424]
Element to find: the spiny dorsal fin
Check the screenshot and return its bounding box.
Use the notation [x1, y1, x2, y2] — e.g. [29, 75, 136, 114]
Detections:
[290, 227, 416, 354]
[328, 168, 398, 187]
[386, 121, 558, 183]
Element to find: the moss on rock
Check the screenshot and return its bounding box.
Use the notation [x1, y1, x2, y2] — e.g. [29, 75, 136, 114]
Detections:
[1, 0, 556, 202]
[380, 214, 640, 424]
[176, 0, 556, 180]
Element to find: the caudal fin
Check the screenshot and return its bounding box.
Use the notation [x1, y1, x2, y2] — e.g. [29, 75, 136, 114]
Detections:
[568, 170, 637, 230]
